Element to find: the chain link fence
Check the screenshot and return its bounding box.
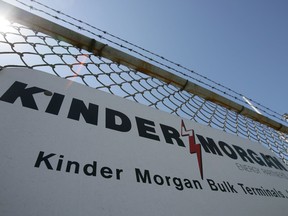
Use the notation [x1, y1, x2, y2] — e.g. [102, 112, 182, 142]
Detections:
[0, 1, 288, 164]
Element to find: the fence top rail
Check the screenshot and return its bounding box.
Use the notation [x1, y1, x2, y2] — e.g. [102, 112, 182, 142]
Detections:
[0, 0, 287, 134]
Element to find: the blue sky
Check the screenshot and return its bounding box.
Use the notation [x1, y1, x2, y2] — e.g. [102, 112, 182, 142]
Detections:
[6, 0, 288, 118]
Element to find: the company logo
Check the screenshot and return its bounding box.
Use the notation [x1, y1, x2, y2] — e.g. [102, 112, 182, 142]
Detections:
[181, 120, 203, 179]
[0, 80, 287, 180]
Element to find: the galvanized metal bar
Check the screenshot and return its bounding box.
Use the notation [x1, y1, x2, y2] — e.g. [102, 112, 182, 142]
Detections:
[0, 0, 287, 134]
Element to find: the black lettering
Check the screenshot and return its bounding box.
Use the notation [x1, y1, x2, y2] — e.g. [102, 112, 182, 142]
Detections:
[247, 149, 266, 166]
[135, 168, 152, 184]
[218, 183, 227, 192]
[238, 183, 247, 194]
[66, 161, 80, 174]
[219, 141, 237, 159]
[135, 117, 160, 141]
[67, 98, 98, 125]
[265, 189, 273, 196]
[153, 175, 164, 185]
[83, 161, 97, 176]
[173, 177, 184, 191]
[255, 187, 266, 196]
[232, 145, 254, 163]
[0, 81, 45, 110]
[184, 179, 193, 188]
[245, 186, 254, 195]
[193, 180, 203, 189]
[45, 93, 65, 115]
[165, 176, 171, 186]
[260, 154, 280, 169]
[115, 169, 123, 180]
[106, 108, 131, 132]
[206, 179, 218, 191]
[56, 155, 64, 171]
[270, 156, 288, 171]
[34, 151, 55, 170]
[226, 182, 238, 193]
[277, 190, 285, 198]
[196, 135, 223, 156]
[160, 124, 185, 147]
[100, 167, 113, 179]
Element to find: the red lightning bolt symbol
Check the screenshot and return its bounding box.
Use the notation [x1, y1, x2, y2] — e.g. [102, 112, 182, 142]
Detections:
[181, 120, 203, 179]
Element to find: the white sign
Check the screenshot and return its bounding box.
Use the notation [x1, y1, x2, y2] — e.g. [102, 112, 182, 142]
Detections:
[0, 68, 288, 216]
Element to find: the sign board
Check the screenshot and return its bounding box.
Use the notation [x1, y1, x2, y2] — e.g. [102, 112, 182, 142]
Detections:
[1, 68, 288, 216]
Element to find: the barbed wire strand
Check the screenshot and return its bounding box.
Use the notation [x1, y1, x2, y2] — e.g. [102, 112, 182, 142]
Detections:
[11, 0, 286, 124]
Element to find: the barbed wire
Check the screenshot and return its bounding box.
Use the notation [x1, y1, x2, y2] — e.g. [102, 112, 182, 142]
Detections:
[1, 15, 288, 163]
[9, 0, 286, 125]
